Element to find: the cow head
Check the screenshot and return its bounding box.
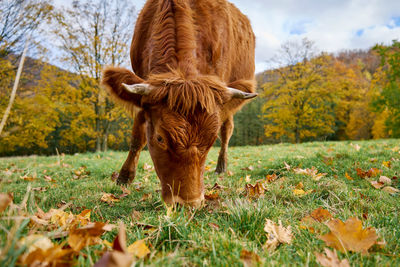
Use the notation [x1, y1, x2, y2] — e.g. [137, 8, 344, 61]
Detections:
[102, 67, 256, 207]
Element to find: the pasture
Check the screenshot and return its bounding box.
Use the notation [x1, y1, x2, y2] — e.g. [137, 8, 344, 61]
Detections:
[1, 139, 399, 266]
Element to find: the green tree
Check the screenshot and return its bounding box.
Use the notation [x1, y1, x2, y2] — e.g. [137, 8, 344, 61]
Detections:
[372, 40, 400, 137]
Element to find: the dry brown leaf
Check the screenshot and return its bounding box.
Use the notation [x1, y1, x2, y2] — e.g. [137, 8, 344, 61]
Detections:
[101, 193, 120, 204]
[205, 190, 220, 200]
[311, 207, 333, 222]
[21, 244, 73, 266]
[68, 222, 108, 251]
[382, 186, 400, 194]
[315, 248, 350, 267]
[378, 176, 392, 185]
[20, 174, 37, 181]
[356, 168, 382, 178]
[227, 170, 234, 176]
[266, 174, 278, 183]
[0, 193, 13, 213]
[245, 182, 266, 198]
[284, 162, 291, 171]
[240, 249, 261, 267]
[32, 187, 47, 192]
[319, 217, 379, 254]
[370, 181, 385, 189]
[131, 210, 142, 221]
[263, 219, 293, 252]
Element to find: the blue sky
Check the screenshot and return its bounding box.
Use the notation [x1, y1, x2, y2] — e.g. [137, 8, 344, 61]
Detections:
[55, 0, 400, 72]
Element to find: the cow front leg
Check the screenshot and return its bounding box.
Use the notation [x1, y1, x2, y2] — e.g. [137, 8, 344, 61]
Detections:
[117, 111, 146, 185]
[215, 116, 234, 174]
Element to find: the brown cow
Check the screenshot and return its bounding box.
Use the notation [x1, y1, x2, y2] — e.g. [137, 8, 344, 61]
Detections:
[101, 0, 257, 207]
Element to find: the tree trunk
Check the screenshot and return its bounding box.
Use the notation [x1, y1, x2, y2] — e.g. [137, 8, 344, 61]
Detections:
[0, 38, 29, 136]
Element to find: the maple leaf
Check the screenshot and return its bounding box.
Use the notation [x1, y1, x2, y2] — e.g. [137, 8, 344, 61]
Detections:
[300, 207, 332, 233]
[314, 248, 350, 267]
[240, 249, 261, 267]
[319, 217, 379, 254]
[245, 182, 266, 198]
[127, 240, 150, 258]
[266, 174, 278, 183]
[101, 193, 120, 205]
[263, 219, 293, 252]
[0, 193, 13, 213]
[68, 222, 109, 251]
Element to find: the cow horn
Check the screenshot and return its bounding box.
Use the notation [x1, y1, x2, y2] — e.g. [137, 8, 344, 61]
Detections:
[227, 87, 258, 99]
[122, 83, 153, 95]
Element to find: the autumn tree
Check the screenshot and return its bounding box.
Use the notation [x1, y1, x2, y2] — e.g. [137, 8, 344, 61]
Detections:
[0, 0, 53, 57]
[51, 0, 135, 151]
[262, 39, 336, 143]
[371, 40, 400, 137]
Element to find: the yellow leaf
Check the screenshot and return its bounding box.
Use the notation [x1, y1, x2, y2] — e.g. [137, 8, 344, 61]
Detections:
[127, 240, 150, 258]
[319, 217, 379, 254]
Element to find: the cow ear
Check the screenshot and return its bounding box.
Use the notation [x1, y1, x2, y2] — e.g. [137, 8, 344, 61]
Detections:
[101, 67, 145, 113]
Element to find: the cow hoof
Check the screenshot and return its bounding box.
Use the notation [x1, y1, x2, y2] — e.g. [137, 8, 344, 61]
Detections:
[116, 169, 135, 185]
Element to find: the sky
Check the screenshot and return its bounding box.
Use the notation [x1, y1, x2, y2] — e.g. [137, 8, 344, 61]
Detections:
[55, 0, 400, 73]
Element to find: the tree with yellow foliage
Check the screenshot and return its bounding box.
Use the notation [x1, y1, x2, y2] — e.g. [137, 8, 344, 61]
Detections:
[263, 39, 336, 143]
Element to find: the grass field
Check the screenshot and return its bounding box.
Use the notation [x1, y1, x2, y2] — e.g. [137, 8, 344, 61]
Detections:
[1, 139, 399, 266]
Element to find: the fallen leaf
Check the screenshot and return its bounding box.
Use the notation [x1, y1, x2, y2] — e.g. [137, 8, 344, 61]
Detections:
[68, 222, 108, 251]
[263, 219, 293, 251]
[43, 175, 56, 182]
[245, 182, 266, 198]
[211, 183, 227, 190]
[315, 248, 350, 267]
[20, 174, 37, 181]
[319, 217, 379, 254]
[356, 168, 382, 178]
[0, 193, 13, 213]
[245, 175, 251, 183]
[32, 187, 47, 192]
[293, 189, 313, 196]
[127, 240, 150, 258]
[21, 244, 73, 266]
[294, 167, 327, 181]
[101, 193, 120, 204]
[265, 174, 278, 183]
[240, 249, 261, 267]
[310, 207, 332, 222]
[227, 170, 234, 177]
[378, 176, 392, 185]
[382, 161, 391, 168]
[382, 186, 399, 194]
[370, 181, 385, 189]
[345, 172, 353, 180]
[205, 190, 220, 201]
[283, 162, 291, 171]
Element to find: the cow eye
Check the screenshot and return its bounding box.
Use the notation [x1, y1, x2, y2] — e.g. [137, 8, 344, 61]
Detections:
[156, 135, 164, 143]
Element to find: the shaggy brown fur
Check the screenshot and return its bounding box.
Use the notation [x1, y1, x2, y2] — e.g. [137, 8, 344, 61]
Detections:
[101, 0, 256, 206]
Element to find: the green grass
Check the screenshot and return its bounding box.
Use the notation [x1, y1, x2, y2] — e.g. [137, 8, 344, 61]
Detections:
[1, 139, 400, 266]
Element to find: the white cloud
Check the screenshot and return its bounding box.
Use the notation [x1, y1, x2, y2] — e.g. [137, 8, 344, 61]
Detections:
[54, 0, 400, 73]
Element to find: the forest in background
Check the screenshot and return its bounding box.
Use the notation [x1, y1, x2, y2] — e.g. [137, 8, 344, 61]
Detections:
[1, 0, 399, 156]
